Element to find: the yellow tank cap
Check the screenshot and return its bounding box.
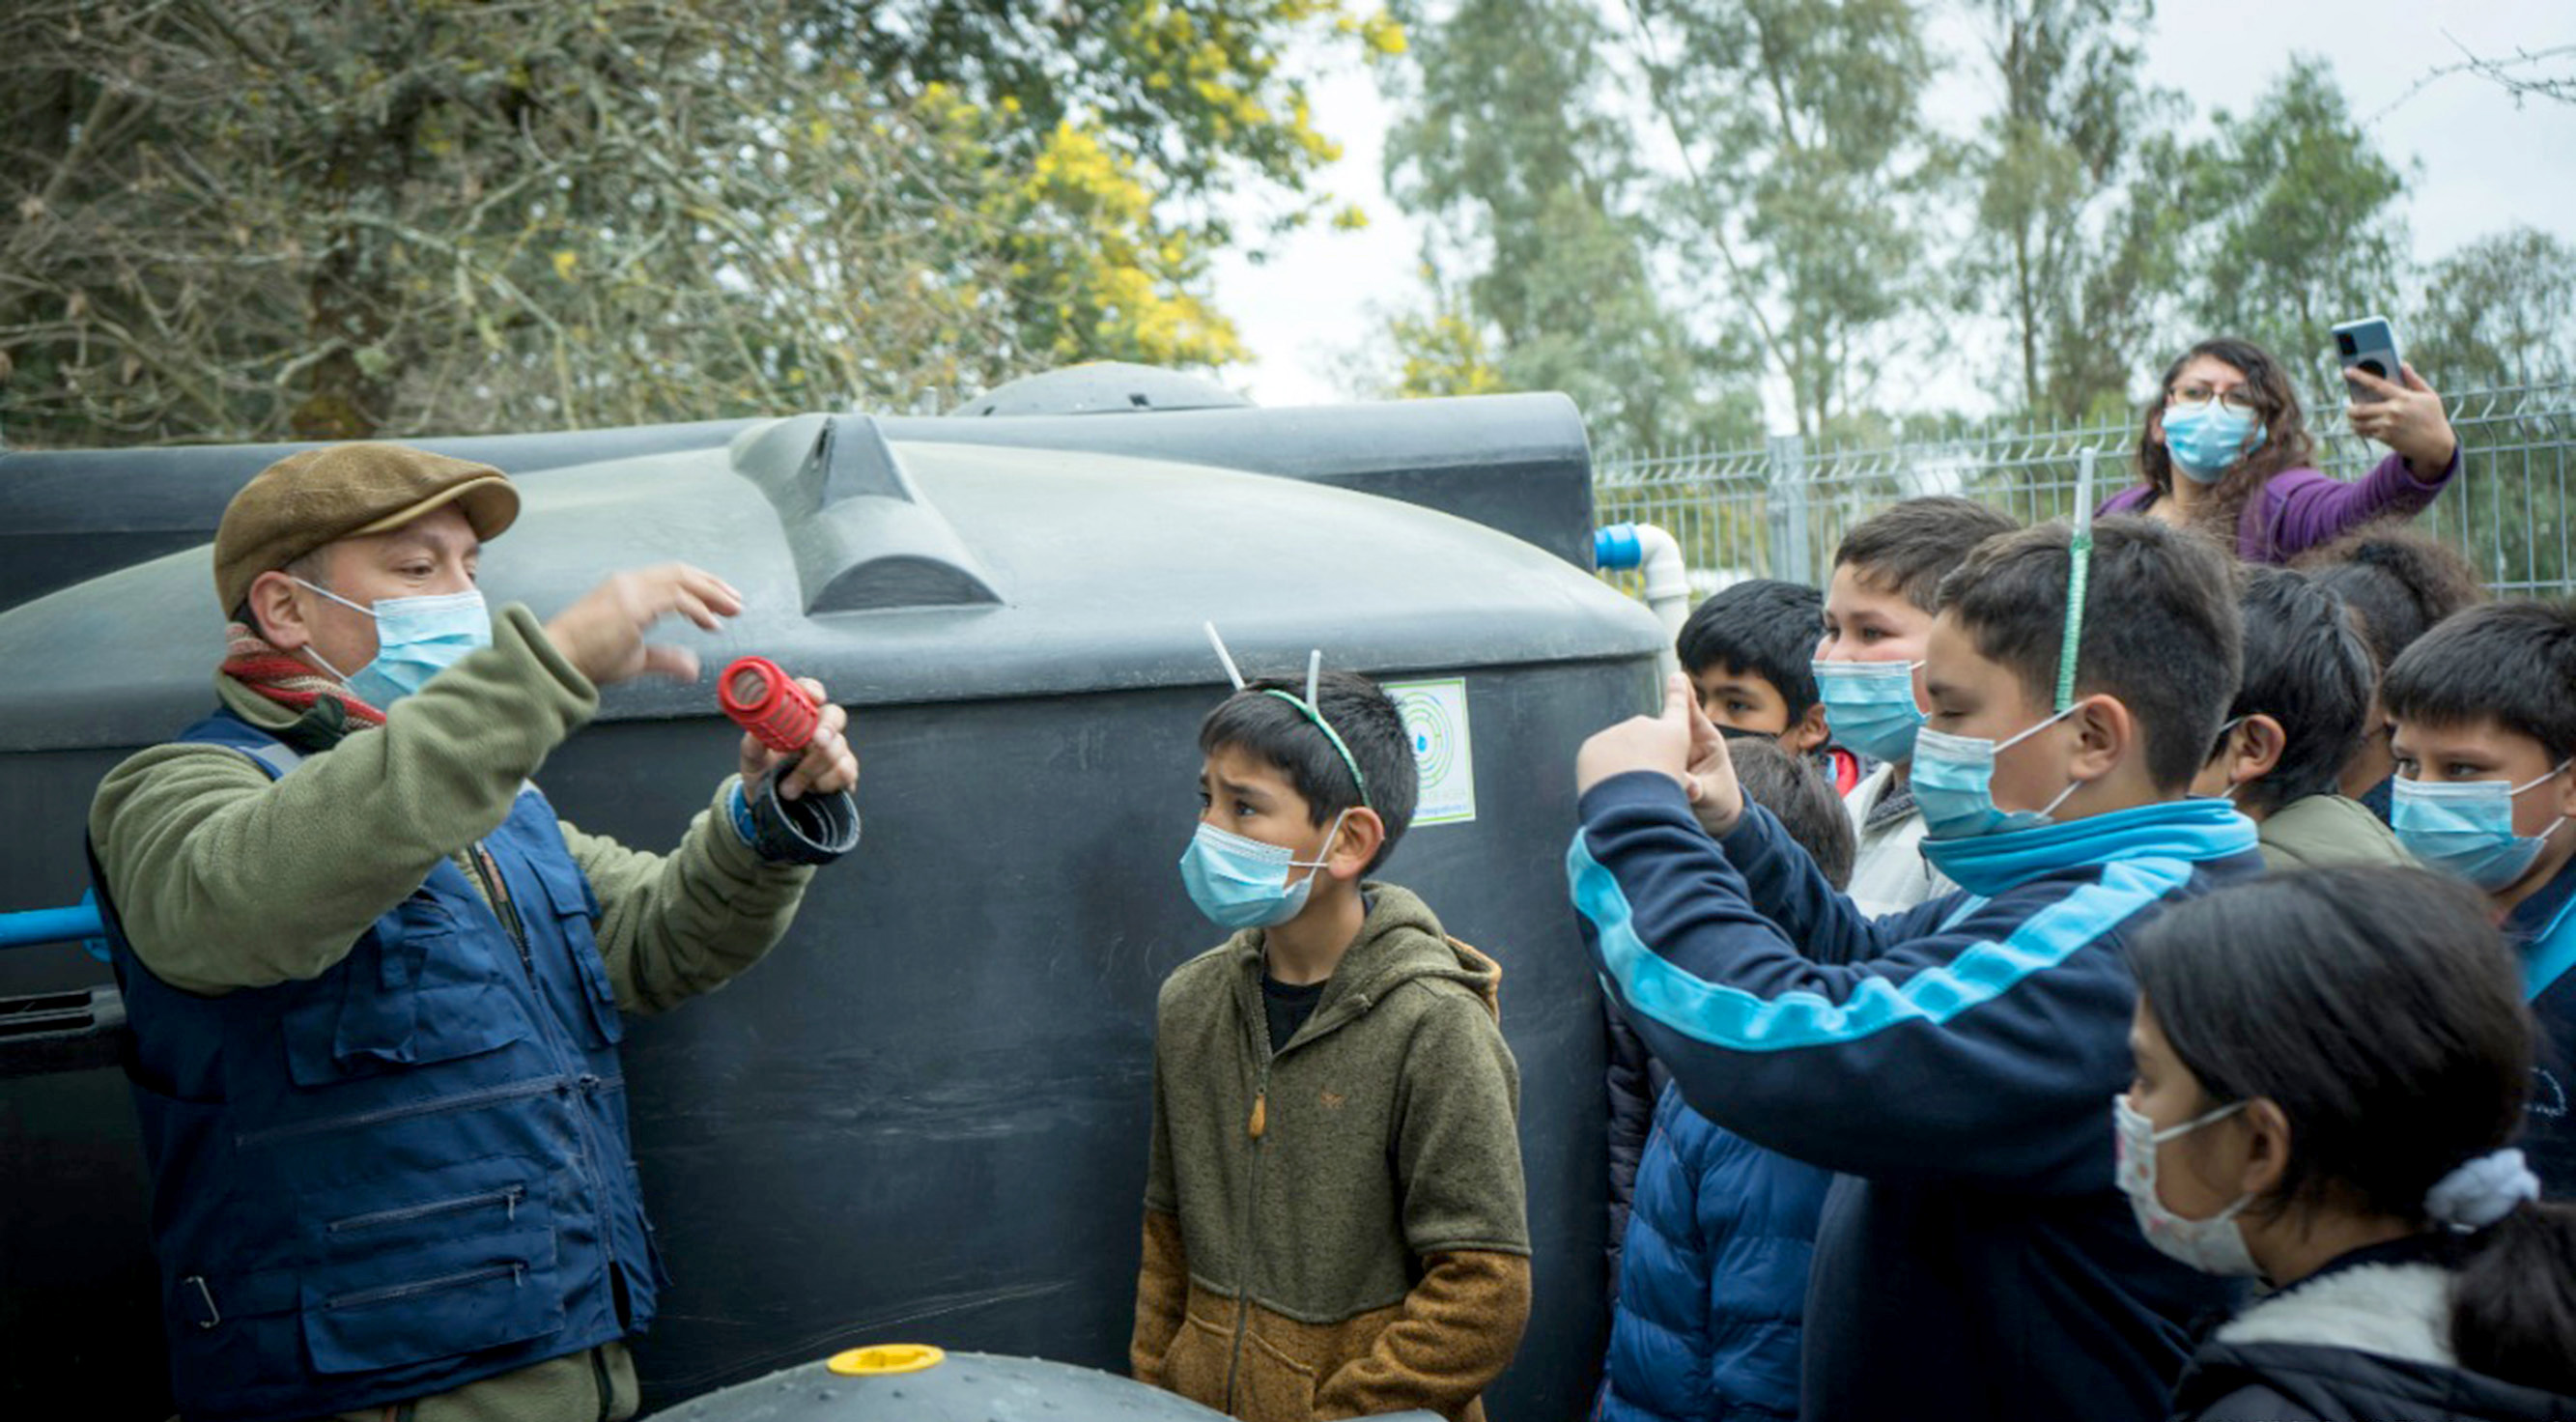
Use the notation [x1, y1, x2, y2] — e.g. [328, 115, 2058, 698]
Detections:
[826, 1344, 947, 1377]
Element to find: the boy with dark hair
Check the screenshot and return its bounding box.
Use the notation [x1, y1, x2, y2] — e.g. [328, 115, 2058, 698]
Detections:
[1132, 667, 1531, 1422]
[2294, 526, 2487, 817]
[1569, 516, 2262, 1422]
[1675, 580, 1868, 795]
[2193, 566, 2410, 867]
[1598, 738, 1849, 1422]
[1816, 497, 2020, 916]
[2382, 600, 2576, 1193]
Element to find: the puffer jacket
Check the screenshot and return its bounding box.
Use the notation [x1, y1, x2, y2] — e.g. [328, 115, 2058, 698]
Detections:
[1595, 1083, 1830, 1422]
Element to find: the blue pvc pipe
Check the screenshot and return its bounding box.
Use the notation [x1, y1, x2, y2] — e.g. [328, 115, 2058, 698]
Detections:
[0, 899, 106, 952]
[1594, 523, 1643, 571]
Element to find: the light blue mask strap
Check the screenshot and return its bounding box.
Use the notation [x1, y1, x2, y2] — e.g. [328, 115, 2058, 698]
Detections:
[1260, 689, 1371, 811]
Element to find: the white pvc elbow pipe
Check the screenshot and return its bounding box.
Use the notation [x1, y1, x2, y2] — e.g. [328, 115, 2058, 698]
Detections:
[1595, 522, 1692, 682]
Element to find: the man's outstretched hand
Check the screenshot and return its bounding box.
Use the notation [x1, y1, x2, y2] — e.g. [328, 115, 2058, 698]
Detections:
[741, 676, 860, 802]
[544, 564, 744, 687]
[1577, 673, 1746, 834]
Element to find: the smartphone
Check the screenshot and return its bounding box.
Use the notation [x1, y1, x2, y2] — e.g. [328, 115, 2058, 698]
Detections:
[2332, 316, 2405, 404]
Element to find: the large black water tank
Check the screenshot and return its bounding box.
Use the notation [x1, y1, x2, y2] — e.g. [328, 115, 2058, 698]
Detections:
[0, 394, 1659, 1419]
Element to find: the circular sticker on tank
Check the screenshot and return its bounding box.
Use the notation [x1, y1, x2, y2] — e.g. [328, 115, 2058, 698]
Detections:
[1386, 678, 1476, 826]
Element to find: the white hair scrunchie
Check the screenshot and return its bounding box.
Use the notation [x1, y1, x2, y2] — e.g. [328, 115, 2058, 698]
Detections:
[2424, 1147, 2541, 1232]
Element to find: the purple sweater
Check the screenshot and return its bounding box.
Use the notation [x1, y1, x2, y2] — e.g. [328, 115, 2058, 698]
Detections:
[2096, 447, 2459, 564]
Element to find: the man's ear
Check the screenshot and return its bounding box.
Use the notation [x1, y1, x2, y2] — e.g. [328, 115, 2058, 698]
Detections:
[2067, 694, 2136, 784]
[1784, 700, 1831, 754]
[244, 568, 315, 650]
[1328, 808, 1386, 882]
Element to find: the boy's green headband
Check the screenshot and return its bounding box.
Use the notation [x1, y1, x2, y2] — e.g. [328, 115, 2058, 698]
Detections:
[2056, 449, 2098, 713]
[1203, 623, 1373, 811]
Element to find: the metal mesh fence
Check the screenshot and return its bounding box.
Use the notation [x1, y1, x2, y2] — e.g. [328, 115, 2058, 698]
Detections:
[1591, 383, 2576, 598]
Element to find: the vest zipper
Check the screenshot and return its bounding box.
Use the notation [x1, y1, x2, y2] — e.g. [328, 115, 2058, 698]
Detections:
[325, 1261, 524, 1311]
[468, 843, 535, 978]
[1223, 978, 1275, 1416]
[475, 838, 632, 1316]
[236, 1076, 563, 1149]
[326, 1185, 524, 1236]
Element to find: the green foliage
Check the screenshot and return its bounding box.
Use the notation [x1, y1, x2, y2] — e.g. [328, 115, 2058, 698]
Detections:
[1378, 0, 1746, 449]
[2189, 55, 2413, 380]
[2411, 225, 2576, 389]
[1961, 0, 2186, 419]
[1626, 0, 1943, 439]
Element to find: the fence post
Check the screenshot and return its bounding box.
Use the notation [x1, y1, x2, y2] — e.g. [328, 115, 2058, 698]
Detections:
[1767, 434, 1810, 584]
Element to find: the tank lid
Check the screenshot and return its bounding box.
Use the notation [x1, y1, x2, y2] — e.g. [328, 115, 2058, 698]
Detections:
[951, 363, 1251, 417]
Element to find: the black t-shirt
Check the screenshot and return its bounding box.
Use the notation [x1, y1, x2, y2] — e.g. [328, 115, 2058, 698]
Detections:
[1261, 973, 1328, 1055]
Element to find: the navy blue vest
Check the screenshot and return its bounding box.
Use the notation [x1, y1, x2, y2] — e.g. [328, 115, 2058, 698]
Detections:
[93, 711, 665, 1422]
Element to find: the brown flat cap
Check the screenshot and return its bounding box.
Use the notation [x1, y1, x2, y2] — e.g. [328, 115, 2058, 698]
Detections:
[213, 442, 519, 612]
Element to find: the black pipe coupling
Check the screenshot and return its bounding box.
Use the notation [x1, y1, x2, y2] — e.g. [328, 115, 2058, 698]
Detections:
[744, 760, 862, 866]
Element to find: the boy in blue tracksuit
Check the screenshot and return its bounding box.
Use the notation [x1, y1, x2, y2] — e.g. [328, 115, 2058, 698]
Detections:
[2381, 599, 2576, 1194]
[1568, 517, 2263, 1422]
[1597, 738, 1853, 1422]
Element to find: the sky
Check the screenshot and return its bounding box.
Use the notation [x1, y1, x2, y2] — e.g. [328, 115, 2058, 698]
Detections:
[1207, 0, 2576, 422]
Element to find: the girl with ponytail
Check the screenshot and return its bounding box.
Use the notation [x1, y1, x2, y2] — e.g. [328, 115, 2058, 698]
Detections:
[2120, 866, 2576, 1419]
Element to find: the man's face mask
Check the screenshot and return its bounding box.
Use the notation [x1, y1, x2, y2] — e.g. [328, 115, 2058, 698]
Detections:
[296, 578, 492, 708]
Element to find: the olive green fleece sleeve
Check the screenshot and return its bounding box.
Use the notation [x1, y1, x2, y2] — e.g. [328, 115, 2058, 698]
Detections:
[556, 782, 814, 1016]
[88, 605, 596, 995]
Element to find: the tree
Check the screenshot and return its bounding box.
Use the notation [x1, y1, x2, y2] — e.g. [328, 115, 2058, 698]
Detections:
[1377, 0, 1742, 450]
[1960, 0, 2190, 419]
[0, 0, 1373, 446]
[1623, 0, 1943, 440]
[2188, 55, 2412, 380]
[2411, 225, 2576, 390]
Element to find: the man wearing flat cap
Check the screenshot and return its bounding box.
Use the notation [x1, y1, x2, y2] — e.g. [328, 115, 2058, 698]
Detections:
[87, 442, 861, 1422]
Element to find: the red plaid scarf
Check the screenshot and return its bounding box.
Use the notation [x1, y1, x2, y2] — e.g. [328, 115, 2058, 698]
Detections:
[218, 621, 387, 727]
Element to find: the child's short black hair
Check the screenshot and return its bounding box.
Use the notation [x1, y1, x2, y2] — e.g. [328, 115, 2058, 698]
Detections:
[2382, 601, 2576, 763]
[1832, 497, 2020, 613]
[1199, 668, 1421, 873]
[1729, 737, 1855, 891]
[2228, 567, 2374, 815]
[2294, 526, 2486, 672]
[1677, 580, 1826, 720]
[1936, 516, 2242, 792]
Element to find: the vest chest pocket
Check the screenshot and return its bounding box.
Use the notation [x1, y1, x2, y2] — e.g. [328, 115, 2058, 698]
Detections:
[524, 851, 624, 1048]
[282, 896, 529, 1087]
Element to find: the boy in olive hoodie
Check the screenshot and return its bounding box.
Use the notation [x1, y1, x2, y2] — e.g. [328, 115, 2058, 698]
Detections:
[1132, 668, 1531, 1422]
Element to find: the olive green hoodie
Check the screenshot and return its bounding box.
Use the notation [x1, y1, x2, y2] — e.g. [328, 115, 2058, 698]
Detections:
[1130, 882, 1531, 1422]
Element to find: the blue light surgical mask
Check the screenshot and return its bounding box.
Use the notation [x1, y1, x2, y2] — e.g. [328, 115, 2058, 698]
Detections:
[1911, 705, 2084, 840]
[2392, 762, 2573, 892]
[1813, 659, 1929, 764]
[2163, 402, 2265, 484]
[296, 579, 493, 708]
[1179, 811, 1351, 931]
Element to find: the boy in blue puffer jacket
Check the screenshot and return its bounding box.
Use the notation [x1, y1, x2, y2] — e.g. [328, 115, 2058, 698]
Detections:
[1597, 738, 1854, 1422]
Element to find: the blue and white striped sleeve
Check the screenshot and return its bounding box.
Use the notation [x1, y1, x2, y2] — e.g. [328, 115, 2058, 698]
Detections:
[1569, 771, 2155, 1193]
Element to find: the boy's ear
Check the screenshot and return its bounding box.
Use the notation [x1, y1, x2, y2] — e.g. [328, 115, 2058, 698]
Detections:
[1327, 808, 1386, 882]
[2229, 715, 2287, 788]
[1783, 700, 1831, 754]
[2066, 694, 2136, 784]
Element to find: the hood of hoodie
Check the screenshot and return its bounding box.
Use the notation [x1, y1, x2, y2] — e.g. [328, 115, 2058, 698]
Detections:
[1226, 880, 1500, 1044]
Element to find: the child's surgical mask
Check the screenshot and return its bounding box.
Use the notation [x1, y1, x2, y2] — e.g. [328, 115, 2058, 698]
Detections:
[1178, 811, 1350, 931]
[2392, 761, 2574, 892]
[1910, 706, 2083, 840]
[1812, 659, 1928, 764]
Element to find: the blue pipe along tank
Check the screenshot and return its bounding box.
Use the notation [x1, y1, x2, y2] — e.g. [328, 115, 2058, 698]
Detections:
[0, 365, 1664, 1419]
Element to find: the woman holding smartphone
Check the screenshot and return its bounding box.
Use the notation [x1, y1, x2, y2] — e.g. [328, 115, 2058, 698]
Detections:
[2098, 336, 2460, 564]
